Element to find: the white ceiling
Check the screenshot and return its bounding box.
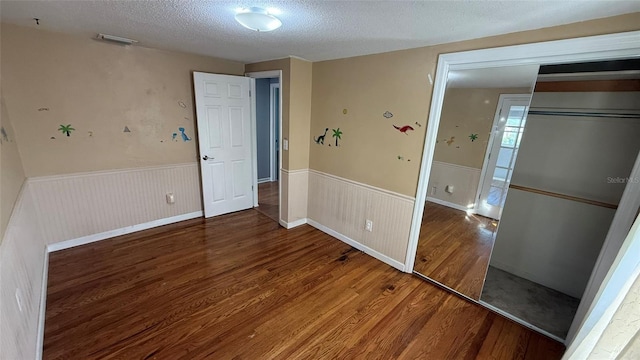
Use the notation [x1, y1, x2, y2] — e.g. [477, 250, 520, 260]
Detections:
[1, 1, 639, 63]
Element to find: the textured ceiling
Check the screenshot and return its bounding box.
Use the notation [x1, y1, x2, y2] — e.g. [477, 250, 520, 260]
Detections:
[1, 1, 639, 63]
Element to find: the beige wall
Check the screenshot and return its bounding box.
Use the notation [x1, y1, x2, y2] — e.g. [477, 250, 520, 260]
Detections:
[309, 13, 640, 197]
[289, 58, 313, 170]
[0, 92, 26, 242]
[1, 23, 245, 177]
[434, 87, 530, 169]
[245, 57, 313, 171]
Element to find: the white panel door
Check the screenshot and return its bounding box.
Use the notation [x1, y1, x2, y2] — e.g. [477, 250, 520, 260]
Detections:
[194, 72, 254, 217]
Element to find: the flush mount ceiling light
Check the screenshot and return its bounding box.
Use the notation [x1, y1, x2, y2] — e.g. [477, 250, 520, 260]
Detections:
[235, 7, 282, 32]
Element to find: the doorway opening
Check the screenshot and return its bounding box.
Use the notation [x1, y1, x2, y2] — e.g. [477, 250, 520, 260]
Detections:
[247, 71, 282, 223]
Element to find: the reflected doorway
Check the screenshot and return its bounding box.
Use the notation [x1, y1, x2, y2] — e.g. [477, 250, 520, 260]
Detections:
[252, 74, 281, 223]
[256, 181, 279, 222]
[476, 95, 530, 220]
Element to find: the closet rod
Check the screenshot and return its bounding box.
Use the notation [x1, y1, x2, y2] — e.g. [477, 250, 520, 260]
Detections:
[509, 184, 618, 210]
[528, 110, 640, 119]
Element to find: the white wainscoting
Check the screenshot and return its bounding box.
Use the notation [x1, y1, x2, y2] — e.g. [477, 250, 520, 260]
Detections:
[307, 170, 415, 271]
[1, 163, 206, 359]
[0, 182, 47, 360]
[279, 168, 308, 228]
[29, 163, 203, 246]
[1, 164, 411, 358]
[427, 161, 481, 209]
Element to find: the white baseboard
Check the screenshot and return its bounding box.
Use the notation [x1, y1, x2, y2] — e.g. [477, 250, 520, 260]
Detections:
[36, 249, 49, 360]
[257, 178, 271, 184]
[47, 211, 203, 252]
[426, 196, 471, 212]
[307, 219, 406, 272]
[279, 218, 308, 229]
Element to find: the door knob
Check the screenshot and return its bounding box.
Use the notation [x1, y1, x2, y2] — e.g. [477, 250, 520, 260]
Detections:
[203, 155, 213, 160]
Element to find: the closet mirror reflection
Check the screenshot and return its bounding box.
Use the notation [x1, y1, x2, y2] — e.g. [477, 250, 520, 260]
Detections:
[413, 64, 539, 299]
[414, 56, 640, 341]
[479, 61, 640, 340]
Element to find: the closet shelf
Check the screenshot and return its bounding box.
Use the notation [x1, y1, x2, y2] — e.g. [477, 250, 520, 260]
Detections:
[509, 184, 618, 209]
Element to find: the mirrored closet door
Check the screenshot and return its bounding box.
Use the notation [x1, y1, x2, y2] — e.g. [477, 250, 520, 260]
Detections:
[413, 64, 539, 299]
[413, 57, 640, 341]
[479, 60, 640, 339]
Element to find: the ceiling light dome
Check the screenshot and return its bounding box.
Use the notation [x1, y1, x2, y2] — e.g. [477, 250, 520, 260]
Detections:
[235, 7, 282, 32]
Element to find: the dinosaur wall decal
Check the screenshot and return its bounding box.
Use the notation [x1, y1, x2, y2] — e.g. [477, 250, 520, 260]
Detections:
[178, 127, 191, 142]
[393, 124, 414, 135]
[314, 128, 329, 144]
[445, 136, 455, 146]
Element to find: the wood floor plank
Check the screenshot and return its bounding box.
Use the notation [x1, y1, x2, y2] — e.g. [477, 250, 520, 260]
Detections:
[43, 209, 563, 359]
[414, 201, 498, 299]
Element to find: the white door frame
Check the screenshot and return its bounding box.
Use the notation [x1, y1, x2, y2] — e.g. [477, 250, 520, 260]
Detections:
[245, 70, 283, 219]
[270, 83, 280, 182]
[250, 79, 258, 207]
[404, 30, 640, 347]
[474, 93, 533, 219]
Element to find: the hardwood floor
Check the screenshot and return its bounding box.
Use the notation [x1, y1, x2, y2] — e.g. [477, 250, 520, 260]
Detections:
[43, 209, 563, 359]
[413, 202, 498, 300]
[256, 180, 279, 222]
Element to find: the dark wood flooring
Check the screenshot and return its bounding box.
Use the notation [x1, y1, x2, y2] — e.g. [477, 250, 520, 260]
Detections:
[413, 201, 498, 300]
[255, 181, 279, 223]
[43, 209, 563, 359]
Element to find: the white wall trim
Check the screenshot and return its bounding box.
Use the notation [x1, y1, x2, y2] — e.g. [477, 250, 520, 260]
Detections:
[279, 218, 308, 229]
[426, 196, 470, 212]
[281, 168, 309, 175]
[307, 219, 405, 272]
[309, 169, 415, 203]
[257, 178, 271, 184]
[36, 249, 49, 360]
[28, 162, 197, 183]
[47, 211, 203, 252]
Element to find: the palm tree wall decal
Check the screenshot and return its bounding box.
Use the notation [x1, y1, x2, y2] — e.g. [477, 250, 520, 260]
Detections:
[58, 124, 75, 137]
[332, 128, 343, 147]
